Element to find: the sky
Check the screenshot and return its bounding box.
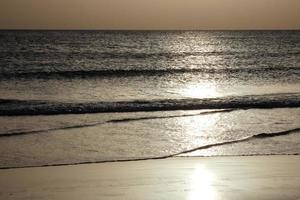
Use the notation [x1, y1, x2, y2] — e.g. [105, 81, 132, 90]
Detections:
[0, 0, 299, 30]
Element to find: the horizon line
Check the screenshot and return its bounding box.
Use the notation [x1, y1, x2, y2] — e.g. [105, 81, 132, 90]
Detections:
[0, 28, 300, 31]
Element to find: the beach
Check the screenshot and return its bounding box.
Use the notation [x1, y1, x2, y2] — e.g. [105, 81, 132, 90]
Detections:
[0, 155, 299, 200]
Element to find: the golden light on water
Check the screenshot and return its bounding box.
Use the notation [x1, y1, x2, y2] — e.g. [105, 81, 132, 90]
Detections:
[167, 108, 221, 153]
[189, 165, 217, 200]
[182, 83, 220, 99]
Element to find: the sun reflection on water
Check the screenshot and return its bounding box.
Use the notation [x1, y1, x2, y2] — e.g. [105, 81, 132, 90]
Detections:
[167, 105, 222, 153]
[189, 165, 217, 200]
[182, 82, 220, 99]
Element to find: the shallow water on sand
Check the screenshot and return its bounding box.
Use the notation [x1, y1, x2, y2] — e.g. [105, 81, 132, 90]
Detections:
[0, 108, 299, 168]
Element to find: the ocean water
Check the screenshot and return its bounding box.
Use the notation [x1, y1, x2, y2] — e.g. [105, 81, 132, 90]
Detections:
[0, 30, 299, 168]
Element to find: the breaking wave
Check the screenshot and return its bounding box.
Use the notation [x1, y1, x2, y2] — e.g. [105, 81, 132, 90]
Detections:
[0, 66, 299, 79]
[0, 93, 299, 116]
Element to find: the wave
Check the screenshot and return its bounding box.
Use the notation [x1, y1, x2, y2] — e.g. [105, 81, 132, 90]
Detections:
[172, 127, 300, 156]
[0, 66, 299, 79]
[1, 50, 299, 59]
[1, 127, 299, 169]
[0, 93, 299, 116]
[0, 109, 233, 138]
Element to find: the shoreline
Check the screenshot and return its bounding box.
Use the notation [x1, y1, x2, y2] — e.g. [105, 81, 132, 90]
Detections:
[0, 153, 299, 170]
[1, 155, 299, 200]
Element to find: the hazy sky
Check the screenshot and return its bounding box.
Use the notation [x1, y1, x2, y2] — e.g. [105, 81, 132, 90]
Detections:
[0, 0, 299, 30]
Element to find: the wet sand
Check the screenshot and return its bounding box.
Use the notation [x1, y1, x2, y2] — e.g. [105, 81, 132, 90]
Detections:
[0, 155, 299, 200]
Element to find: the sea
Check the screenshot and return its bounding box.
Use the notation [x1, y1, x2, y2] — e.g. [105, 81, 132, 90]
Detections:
[0, 30, 299, 169]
